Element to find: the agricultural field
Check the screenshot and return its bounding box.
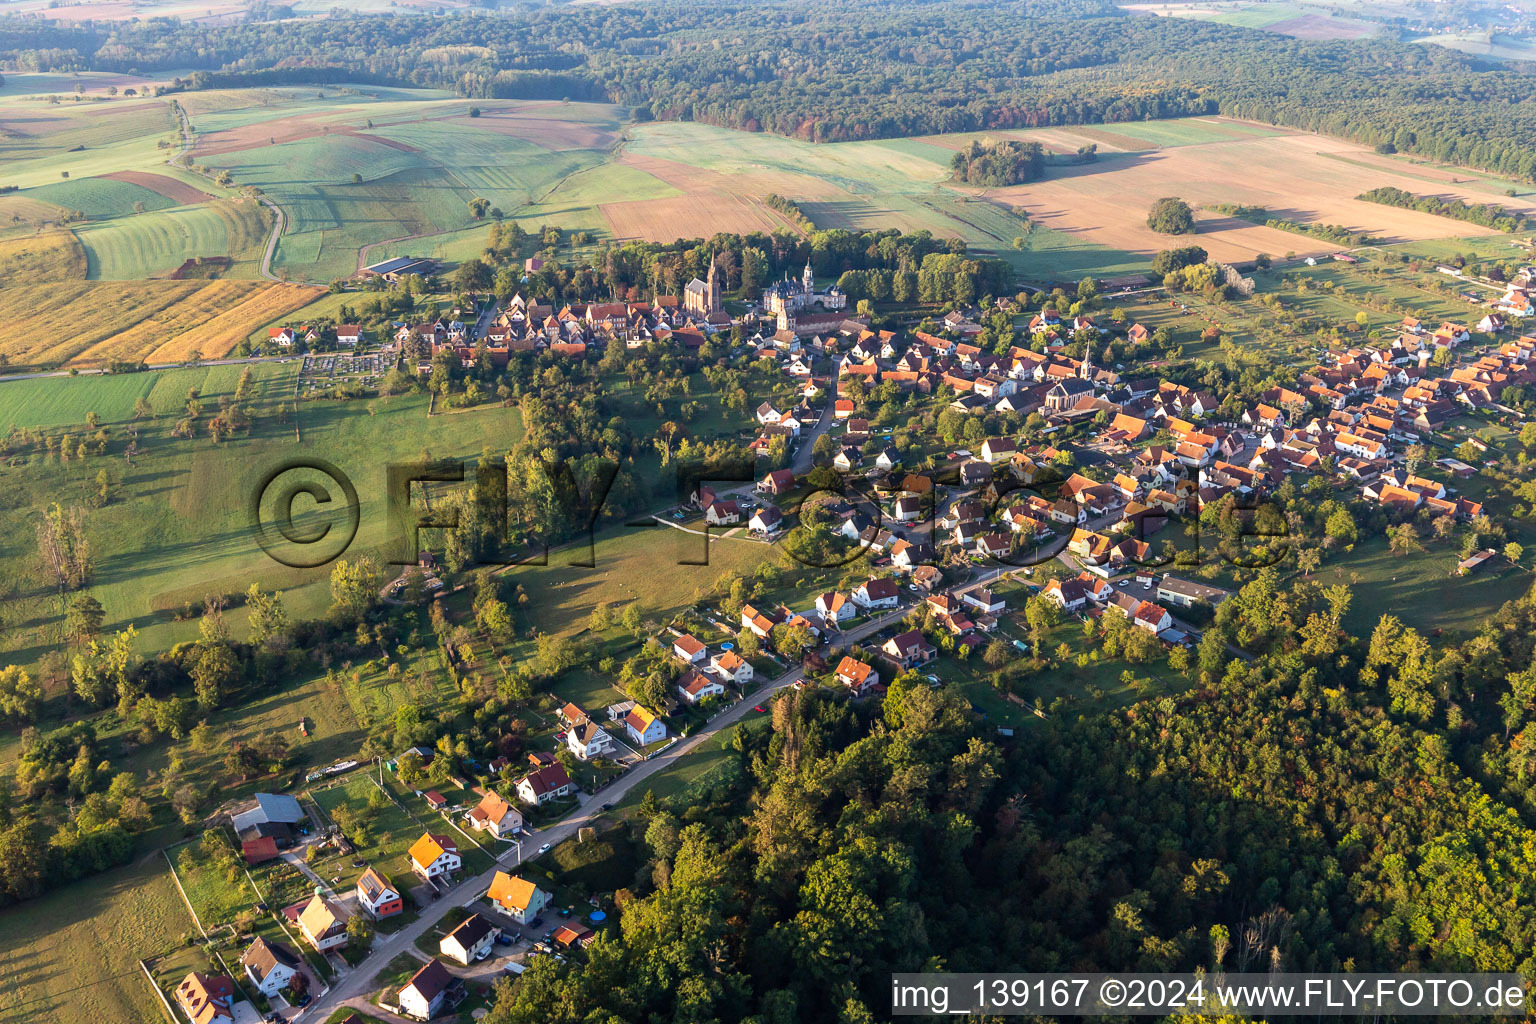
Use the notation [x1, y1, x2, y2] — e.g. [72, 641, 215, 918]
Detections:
[75, 197, 271, 280]
[1124, 0, 1381, 39]
[0, 280, 322, 368]
[980, 131, 1536, 267]
[0, 856, 195, 1024]
[10, 78, 1528, 297]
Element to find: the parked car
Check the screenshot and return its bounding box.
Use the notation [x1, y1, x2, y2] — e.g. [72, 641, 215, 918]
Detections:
[495, 931, 515, 946]
[539, 843, 551, 854]
[528, 916, 545, 929]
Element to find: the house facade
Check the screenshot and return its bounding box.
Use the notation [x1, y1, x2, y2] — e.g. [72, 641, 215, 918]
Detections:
[356, 866, 404, 919]
[440, 913, 500, 966]
[408, 833, 462, 881]
[241, 937, 300, 998]
[487, 871, 551, 924]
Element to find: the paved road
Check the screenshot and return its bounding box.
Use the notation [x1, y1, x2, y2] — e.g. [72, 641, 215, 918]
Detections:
[257, 197, 287, 282]
[792, 396, 836, 475]
[0, 353, 302, 384]
[295, 601, 917, 1021]
[472, 299, 500, 342]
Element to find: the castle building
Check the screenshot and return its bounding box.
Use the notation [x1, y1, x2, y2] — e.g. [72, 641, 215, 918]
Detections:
[763, 260, 846, 331]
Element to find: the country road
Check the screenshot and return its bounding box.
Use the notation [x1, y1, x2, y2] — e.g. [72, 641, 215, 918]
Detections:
[257, 197, 287, 282]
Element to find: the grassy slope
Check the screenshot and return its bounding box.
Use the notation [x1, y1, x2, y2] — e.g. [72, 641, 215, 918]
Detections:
[0, 367, 525, 678]
[76, 198, 270, 280]
[0, 856, 194, 1024]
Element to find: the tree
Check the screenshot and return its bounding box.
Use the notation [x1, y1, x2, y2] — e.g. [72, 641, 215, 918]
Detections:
[1147, 197, 1195, 235]
[245, 584, 290, 652]
[192, 637, 239, 710]
[36, 503, 92, 592]
[1324, 507, 1357, 546]
[64, 593, 105, 647]
[346, 911, 374, 949]
[0, 666, 41, 725]
[770, 623, 815, 661]
[983, 638, 1011, 668]
[330, 556, 384, 623]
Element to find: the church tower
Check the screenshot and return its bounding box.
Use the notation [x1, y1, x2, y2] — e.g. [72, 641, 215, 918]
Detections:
[706, 253, 722, 313]
[1078, 344, 1094, 382]
[802, 259, 815, 299]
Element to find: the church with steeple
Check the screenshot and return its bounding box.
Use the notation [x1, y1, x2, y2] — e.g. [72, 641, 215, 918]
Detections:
[682, 255, 723, 318]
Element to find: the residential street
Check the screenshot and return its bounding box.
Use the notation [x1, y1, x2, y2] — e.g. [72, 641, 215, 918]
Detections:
[295, 600, 916, 1022]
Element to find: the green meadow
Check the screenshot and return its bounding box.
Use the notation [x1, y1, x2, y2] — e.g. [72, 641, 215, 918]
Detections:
[0, 364, 525, 679]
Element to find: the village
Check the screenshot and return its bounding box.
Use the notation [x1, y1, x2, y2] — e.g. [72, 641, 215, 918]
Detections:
[138, 242, 1536, 1024]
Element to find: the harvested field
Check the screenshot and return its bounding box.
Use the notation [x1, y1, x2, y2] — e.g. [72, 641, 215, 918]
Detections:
[1032, 125, 1157, 152]
[0, 229, 88, 285]
[984, 131, 1526, 263]
[0, 193, 69, 227]
[443, 112, 615, 151]
[0, 280, 321, 367]
[100, 169, 213, 204]
[602, 191, 800, 241]
[145, 283, 321, 362]
[192, 110, 373, 155]
[1266, 13, 1376, 40]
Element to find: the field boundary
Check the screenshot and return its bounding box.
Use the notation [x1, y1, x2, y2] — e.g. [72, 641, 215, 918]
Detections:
[137, 959, 180, 1024]
[161, 846, 209, 940]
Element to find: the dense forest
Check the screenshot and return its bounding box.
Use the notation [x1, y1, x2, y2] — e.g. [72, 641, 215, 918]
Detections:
[471, 571, 1536, 1023]
[6, 0, 1536, 179]
[950, 139, 1046, 187]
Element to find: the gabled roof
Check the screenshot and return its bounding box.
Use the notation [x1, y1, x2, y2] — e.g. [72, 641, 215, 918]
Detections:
[298, 893, 346, 939]
[445, 913, 497, 950]
[404, 958, 454, 1002]
[519, 762, 574, 797]
[469, 791, 516, 826]
[175, 972, 234, 1024]
[358, 866, 397, 903]
[408, 833, 458, 870]
[241, 936, 299, 983]
[487, 871, 540, 912]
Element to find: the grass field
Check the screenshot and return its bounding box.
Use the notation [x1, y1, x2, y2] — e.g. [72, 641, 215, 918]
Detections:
[0, 366, 529, 679]
[505, 528, 774, 640]
[1331, 534, 1531, 638]
[76, 197, 271, 280]
[0, 855, 195, 1024]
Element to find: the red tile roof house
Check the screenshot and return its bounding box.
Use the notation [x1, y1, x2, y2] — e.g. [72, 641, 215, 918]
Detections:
[516, 763, 576, 805]
[672, 633, 707, 664]
[175, 972, 235, 1024]
[835, 656, 879, 695]
[882, 629, 936, 668]
[758, 469, 797, 495]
